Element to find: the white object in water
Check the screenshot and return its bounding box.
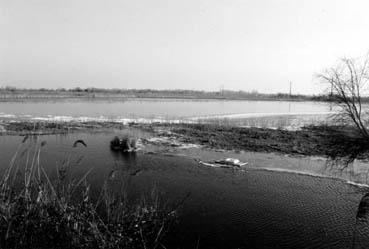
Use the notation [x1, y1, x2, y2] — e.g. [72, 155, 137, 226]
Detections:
[198, 158, 248, 168]
[215, 158, 247, 166]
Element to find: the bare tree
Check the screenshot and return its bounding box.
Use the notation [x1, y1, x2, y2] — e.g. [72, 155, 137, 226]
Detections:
[317, 54, 369, 139]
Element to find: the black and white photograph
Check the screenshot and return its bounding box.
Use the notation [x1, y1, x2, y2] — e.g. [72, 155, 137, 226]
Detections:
[1, 0, 369, 248]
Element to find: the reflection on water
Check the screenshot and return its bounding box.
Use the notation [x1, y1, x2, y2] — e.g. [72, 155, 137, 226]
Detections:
[110, 150, 138, 169]
[0, 133, 369, 248]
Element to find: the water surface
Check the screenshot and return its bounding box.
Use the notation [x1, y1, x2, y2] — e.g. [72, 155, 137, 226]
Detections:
[0, 99, 330, 121]
[0, 133, 368, 248]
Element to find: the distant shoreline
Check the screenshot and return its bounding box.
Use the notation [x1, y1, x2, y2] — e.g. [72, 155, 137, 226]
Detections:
[0, 95, 327, 102]
[0, 88, 331, 102]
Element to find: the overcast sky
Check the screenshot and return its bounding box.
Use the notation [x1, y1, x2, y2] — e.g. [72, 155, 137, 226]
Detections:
[1, 0, 369, 94]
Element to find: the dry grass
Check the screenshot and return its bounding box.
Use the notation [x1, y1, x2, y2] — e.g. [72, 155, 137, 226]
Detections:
[0, 136, 176, 249]
[197, 114, 330, 130]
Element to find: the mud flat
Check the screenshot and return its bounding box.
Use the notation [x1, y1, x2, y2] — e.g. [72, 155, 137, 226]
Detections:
[2, 120, 369, 157]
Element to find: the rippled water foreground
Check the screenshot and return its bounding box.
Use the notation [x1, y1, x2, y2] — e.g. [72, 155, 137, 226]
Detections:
[1, 133, 369, 248]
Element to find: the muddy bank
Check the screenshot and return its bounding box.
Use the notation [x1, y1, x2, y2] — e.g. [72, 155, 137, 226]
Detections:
[2, 121, 369, 160]
[0, 121, 129, 135]
[155, 123, 369, 160]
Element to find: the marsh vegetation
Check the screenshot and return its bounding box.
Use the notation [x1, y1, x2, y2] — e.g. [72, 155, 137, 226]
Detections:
[0, 137, 176, 249]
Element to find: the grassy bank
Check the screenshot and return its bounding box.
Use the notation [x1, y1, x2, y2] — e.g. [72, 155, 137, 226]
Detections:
[2, 120, 369, 163]
[158, 123, 369, 162]
[0, 138, 176, 249]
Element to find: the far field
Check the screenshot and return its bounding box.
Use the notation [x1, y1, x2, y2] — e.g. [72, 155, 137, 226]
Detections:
[0, 87, 331, 102]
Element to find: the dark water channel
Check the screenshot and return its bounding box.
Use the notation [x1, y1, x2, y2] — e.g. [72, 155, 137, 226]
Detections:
[0, 133, 369, 248]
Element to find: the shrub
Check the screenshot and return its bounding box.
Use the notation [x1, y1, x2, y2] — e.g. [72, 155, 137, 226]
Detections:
[110, 135, 137, 152]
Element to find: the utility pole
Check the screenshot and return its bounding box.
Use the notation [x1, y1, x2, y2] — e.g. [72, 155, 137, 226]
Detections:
[219, 85, 224, 96]
[330, 83, 333, 97]
[289, 81, 292, 98]
[329, 82, 333, 111]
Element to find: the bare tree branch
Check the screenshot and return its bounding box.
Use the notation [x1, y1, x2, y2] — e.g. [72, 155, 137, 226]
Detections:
[318, 54, 369, 139]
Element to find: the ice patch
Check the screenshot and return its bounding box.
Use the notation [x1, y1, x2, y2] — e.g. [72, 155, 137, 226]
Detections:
[252, 167, 369, 189]
[190, 111, 335, 120]
[0, 113, 16, 118]
[345, 181, 369, 188]
[144, 137, 200, 149]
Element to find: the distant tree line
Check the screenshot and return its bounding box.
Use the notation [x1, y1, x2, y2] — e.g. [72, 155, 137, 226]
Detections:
[0, 86, 342, 102]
